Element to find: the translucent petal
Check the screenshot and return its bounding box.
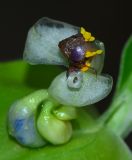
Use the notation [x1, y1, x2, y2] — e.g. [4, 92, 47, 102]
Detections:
[48, 71, 113, 107]
[23, 17, 79, 66]
[91, 40, 105, 74]
[8, 90, 48, 147]
[67, 71, 83, 89]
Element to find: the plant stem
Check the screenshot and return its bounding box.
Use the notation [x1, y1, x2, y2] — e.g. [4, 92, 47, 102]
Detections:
[100, 86, 132, 138]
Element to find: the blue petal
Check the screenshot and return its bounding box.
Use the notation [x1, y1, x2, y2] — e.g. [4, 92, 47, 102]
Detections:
[14, 119, 25, 132]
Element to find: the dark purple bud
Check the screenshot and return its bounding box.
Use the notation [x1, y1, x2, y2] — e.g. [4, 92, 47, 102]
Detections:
[70, 46, 85, 62]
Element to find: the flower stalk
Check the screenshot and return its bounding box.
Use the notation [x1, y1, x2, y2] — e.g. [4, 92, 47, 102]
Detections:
[101, 79, 132, 138]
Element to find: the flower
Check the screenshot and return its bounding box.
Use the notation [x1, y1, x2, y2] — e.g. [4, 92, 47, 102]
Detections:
[23, 17, 113, 107]
[8, 17, 113, 148]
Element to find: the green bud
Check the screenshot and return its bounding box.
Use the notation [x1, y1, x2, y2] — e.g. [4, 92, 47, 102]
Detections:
[53, 106, 77, 120]
[37, 101, 73, 145]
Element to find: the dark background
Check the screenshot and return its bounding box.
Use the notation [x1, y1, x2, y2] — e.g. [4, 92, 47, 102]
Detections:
[0, 0, 131, 148]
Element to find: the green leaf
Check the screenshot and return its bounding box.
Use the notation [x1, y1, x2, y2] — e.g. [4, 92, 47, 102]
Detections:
[101, 36, 132, 137]
[116, 36, 132, 92]
[0, 61, 132, 160]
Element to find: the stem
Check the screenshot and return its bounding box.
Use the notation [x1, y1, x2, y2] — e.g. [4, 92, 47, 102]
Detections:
[100, 88, 132, 138]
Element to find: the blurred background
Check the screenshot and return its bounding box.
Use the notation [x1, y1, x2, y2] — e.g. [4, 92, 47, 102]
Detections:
[0, 0, 131, 148]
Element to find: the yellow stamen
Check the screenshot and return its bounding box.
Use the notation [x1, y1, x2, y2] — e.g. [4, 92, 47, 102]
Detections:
[85, 51, 96, 58]
[96, 50, 103, 54]
[81, 66, 89, 72]
[85, 61, 91, 67]
[80, 27, 95, 42]
[85, 50, 103, 58]
[89, 36, 95, 41]
[81, 61, 91, 72]
[80, 27, 86, 35]
[84, 32, 91, 41]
